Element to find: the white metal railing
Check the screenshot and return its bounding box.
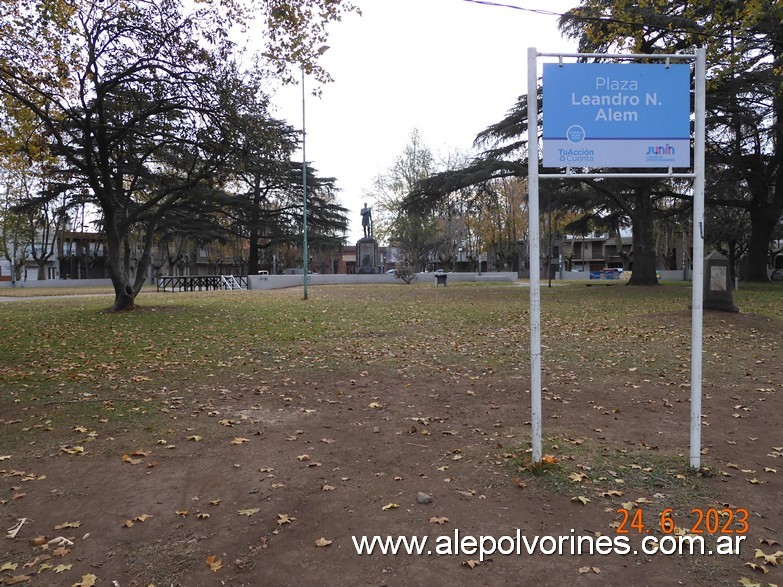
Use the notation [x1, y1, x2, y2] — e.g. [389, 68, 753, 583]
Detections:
[220, 275, 243, 290]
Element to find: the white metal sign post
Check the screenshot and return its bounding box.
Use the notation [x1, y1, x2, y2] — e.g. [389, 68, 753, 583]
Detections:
[527, 48, 706, 468]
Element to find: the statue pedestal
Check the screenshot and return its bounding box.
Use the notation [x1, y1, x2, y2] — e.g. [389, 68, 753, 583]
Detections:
[356, 238, 379, 274]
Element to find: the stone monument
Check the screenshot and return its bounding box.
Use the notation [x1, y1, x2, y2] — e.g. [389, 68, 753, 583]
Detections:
[703, 251, 739, 312]
[356, 203, 378, 274]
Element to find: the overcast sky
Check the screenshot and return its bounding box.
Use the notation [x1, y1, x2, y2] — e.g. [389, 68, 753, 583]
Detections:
[267, 0, 579, 242]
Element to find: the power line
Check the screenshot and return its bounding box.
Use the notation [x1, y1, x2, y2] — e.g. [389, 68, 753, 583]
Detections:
[460, 0, 766, 45]
[462, 0, 561, 17]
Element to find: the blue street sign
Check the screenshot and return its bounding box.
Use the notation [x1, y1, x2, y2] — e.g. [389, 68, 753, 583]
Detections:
[543, 63, 691, 168]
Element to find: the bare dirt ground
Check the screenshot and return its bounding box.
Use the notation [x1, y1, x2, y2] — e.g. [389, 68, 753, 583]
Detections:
[2, 307, 782, 586]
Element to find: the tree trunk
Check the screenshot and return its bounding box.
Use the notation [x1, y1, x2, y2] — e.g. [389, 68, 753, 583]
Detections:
[247, 173, 262, 274]
[248, 226, 260, 274]
[107, 262, 136, 311]
[105, 224, 137, 311]
[744, 202, 780, 282]
[628, 183, 659, 286]
[111, 282, 136, 311]
[727, 241, 738, 283]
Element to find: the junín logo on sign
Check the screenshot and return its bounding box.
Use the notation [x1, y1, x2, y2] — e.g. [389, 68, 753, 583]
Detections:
[645, 143, 677, 163]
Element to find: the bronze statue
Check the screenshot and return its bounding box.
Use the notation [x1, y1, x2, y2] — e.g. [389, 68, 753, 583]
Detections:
[360, 203, 372, 238]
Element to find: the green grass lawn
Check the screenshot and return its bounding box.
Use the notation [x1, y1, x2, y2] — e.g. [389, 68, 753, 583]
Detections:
[1, 281, 780, 452]
[0, 286, 116, 297]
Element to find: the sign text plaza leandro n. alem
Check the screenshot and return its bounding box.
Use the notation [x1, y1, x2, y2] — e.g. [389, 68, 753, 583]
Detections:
[542, 63, 691, 168]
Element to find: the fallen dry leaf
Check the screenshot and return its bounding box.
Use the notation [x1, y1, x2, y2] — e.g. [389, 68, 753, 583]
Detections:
[754, 548, 783, 565]
[382, 503, 399, 511]
[23, 556, 48, 570]
[277, 513, 296, 525]
[60, 446, 84, 455]
[53, 521, 81, 530]
[314, 537, 333, 547]
[572, 496, 591, 505]
[578, 566, 601, 574]
[321, 484, 335, 491]
[429, 516, 449, 525]
[231, 437, 249, 445]
[462, 559, 480, 569]
[744, 562, 769, 574]
[238, 508, 260, 517]
[72, 574, 97, 587]
[2, 575, 33, 585]
[206, 555, 223, 572]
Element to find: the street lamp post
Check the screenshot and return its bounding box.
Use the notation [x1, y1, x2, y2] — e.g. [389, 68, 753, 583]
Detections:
[300, 66, 308, 300]
[263, 48, 329, 300]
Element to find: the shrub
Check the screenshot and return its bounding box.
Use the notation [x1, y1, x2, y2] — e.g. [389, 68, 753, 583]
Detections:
[394, 266, 417, 284]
